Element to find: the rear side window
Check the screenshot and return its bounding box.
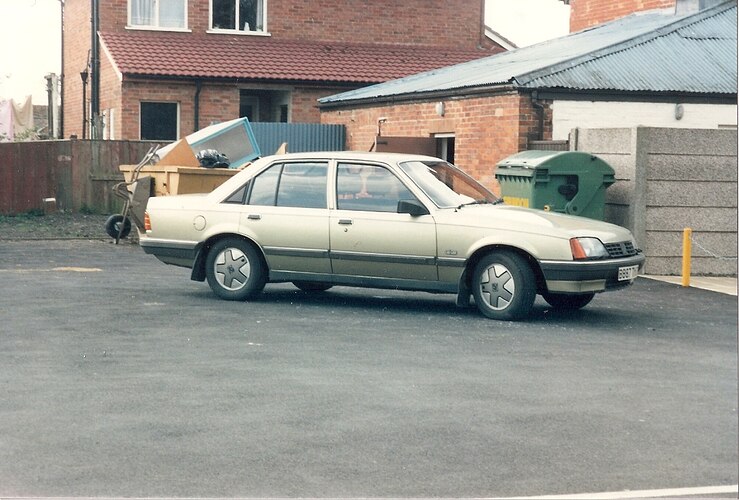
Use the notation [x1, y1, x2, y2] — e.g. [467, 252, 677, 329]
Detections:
[245, 162, 328, 208]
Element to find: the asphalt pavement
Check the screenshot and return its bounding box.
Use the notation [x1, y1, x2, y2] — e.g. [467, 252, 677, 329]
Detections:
[0, 240, 736, 499]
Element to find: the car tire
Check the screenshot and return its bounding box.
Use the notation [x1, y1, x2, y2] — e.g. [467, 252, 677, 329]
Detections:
[292, 281, 333, 292]
[472, 251, 536, 321]
[206, 238, 266, 301]
[542, 291, 595, 311]
[104, 214, 131, 239]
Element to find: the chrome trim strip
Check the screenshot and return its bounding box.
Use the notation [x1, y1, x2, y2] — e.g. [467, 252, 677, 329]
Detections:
[330, 250, 436, 266]
[437, 257, 466, 268]
[262, 246, 330, 259]
[269, 270, 457, 294]
[539, 254, 645, 270]
[139, 237, 198, 250]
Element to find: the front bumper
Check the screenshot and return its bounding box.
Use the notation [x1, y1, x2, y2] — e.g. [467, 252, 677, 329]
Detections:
[539, 253, 646, 294]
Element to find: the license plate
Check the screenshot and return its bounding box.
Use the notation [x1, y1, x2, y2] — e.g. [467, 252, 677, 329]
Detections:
[618, 265, 639, 281]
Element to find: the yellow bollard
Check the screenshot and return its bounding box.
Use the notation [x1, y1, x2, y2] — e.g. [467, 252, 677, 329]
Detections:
[681, 228, 692, 287]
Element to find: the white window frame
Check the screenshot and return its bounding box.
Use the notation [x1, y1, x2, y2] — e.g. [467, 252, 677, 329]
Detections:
[103, 108, 116, 140]
[208, 0, 269, 35]
[127, 0, 189, 32]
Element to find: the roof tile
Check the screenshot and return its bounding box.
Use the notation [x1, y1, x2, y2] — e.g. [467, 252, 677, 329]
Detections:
[100, 31, 499, 84]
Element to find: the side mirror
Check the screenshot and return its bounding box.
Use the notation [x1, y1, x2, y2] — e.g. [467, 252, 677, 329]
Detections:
[397, 199, 429, 217]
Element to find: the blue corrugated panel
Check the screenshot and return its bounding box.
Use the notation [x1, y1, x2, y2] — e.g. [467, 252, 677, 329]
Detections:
[251, 123, 346, 155]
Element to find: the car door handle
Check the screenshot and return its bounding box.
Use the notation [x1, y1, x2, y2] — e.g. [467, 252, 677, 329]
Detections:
[247, 214, 261, 220]
[338, 219, 353, 225]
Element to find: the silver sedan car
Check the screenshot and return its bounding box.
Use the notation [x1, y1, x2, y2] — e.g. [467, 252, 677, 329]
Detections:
[140, 152, 645, 320]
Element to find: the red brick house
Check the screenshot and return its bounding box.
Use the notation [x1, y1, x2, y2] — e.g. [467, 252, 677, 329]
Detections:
[61, 0, 503, 141]
[564, 0, 724, 31]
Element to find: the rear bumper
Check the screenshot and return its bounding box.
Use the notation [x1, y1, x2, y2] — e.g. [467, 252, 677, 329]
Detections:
[539, 253, 646, 293]
[139, 237, 199, 268]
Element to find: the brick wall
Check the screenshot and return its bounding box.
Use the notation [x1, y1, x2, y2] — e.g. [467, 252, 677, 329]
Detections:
[64, 0, 492, 140]
[266, 0, 486, 48]
[63, 0, 92, 138]
[81, 0, 486, 47]
[570, 0, 675, 31]
[320, 93, 552, 193]
[118, 81, 239, 139]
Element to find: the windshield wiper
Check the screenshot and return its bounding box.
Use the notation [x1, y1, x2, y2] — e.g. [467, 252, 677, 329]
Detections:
[457, 199, 504, 209]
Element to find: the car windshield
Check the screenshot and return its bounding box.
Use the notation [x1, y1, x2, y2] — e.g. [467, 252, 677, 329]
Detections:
[398, 160, 500, 208]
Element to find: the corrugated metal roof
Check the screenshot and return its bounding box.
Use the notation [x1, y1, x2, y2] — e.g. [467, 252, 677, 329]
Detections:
[319, 1, 737, 105]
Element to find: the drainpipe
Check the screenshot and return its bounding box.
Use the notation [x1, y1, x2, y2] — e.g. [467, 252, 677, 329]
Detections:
[90, 0, 100, 139]
[531, 91, 545, 141]
[59, 0, 65, 138]
[194, 80, 202, 132]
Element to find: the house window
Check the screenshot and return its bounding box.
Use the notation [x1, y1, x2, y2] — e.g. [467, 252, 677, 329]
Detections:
[140, 102, 179, 141]
[211, 0, 266, 32]
[129, 0, 187, 29]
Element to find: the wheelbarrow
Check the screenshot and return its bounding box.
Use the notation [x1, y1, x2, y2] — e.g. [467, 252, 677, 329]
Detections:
[105, 145, 159, 244]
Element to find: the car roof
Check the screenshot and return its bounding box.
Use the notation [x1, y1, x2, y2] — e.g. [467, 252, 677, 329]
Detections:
[255, 151, 443, 164]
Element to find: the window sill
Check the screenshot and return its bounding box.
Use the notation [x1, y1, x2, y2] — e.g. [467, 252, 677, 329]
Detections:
[206, 29, 271, 37]
[126, 25, 192, 33]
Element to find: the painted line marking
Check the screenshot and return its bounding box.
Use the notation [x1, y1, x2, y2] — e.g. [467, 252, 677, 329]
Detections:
[0, 267, 102, 273]
[494, 484, 739, 499]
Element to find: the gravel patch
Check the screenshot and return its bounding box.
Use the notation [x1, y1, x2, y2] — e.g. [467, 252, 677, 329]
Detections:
[0, 211, 138, 243]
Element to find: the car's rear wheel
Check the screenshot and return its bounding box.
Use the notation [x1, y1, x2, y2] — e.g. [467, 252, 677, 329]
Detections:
[472, 251, 536, 321]
[542, 291, 595, 310]
[292, 281, 333, 292]
[206, 238, 266, 301]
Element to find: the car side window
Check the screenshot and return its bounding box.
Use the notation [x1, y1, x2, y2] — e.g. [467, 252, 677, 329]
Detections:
[248, 164, 281, 206]
[275, 163, 328, 209]
[246, 162, 328, 209]
[336, 163, 416, 212]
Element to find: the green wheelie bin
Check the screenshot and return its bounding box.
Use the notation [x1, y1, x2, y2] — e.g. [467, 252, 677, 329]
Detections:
[495, 150, 615, 220]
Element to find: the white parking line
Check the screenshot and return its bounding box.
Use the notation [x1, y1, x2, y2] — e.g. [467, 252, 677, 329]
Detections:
[3, 487, 738, 500]
[0, 267, 101, 273]
[495, 484, 739, 499]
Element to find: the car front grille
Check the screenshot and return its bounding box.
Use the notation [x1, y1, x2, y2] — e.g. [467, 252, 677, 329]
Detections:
[605, 241, 637, 258]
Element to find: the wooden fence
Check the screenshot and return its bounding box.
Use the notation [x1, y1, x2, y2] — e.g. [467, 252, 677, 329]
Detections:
[0, 140, 155, 215]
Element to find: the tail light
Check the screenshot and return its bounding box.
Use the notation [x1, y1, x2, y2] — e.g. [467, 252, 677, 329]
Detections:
[144, 211, 151, 232]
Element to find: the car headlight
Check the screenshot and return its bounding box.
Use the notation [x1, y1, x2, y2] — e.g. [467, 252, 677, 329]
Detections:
[570, 237, 609, 260]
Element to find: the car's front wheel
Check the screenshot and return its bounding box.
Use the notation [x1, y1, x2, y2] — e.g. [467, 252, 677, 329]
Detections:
[206, 238, 266, 301]
[542, 291, 595, 310]
[472, 251, 536, 321]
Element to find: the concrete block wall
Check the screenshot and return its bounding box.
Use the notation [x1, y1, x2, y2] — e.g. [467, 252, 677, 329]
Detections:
[573, 126, 737, 276]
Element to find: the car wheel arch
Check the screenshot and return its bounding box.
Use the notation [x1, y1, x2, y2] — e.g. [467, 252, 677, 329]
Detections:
[458, 245, 546, 302]
[190, 233, 268, 282]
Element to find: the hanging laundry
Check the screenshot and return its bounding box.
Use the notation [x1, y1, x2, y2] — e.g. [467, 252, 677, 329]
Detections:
[11, 95, 33, 136]
[0, 99, 13, 141]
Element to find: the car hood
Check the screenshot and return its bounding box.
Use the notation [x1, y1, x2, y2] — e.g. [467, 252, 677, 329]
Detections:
[437, 204, 635, 242]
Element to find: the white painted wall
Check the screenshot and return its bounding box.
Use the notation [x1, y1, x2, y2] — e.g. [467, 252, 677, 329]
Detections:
[552, 100, 738, 140]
